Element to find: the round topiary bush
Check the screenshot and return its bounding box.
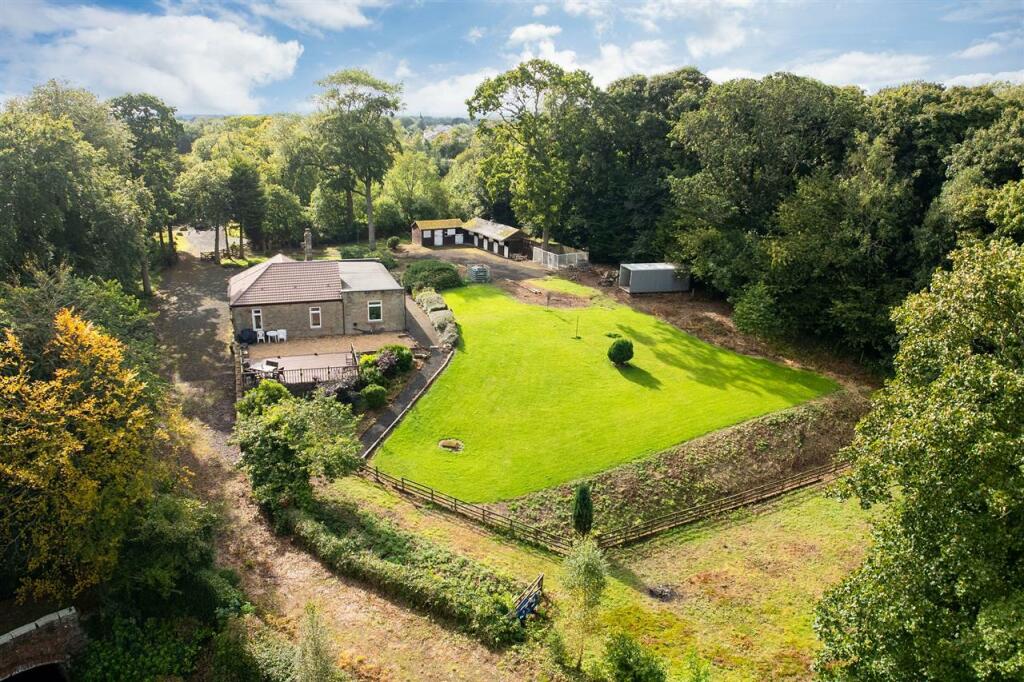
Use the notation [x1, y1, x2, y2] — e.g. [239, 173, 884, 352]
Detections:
[608, 338, 634, 365]
[387, 236, 401, 250]
[360, 383, 387, 409]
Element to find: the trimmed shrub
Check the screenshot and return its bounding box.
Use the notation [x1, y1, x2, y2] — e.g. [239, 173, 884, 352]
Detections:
[608, 339, 634, 365]
[381, 344, 414, 373]
[428, 308, 456, 331]
[402, 259, 463, 291]
[573, 484, 593, 536]
[361, 384, 387, 409]
[603, 633, 667, 682]
[359, 353, 378, 370]
[375, 349, 399, 378]
[415, 288, 447, 313]
[360, 365, 386, 388]
[439, 325, 459, 348]
[387, 236, 401, 250]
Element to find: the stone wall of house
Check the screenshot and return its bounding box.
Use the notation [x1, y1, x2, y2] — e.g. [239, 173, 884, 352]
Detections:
[342, 289, 406, 334]
[231, 300, 346, 339]
[230, 290, 405, 339]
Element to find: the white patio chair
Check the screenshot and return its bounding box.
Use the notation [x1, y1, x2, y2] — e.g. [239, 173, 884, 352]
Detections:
[266, 330, 279, 343]
[256, 329, 266, 343]
[277, 329, 287, 342]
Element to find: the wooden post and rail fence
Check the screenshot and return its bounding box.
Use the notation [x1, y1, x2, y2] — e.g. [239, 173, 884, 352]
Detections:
[359, 460, 849, 555]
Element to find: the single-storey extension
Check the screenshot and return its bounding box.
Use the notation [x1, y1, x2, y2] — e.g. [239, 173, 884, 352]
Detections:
[228, 254, 406, 341]
[411, 218, 532, 259]
[618, 263, 691, 294]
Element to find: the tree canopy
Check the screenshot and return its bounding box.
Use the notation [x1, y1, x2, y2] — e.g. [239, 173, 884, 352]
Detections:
[815, 239, 1024, 679]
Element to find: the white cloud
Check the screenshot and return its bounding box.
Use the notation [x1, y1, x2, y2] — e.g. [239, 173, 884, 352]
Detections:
[465, 26, 485, 43]
[508, 23, 563, 44]
[706, 67, 761, 82]
[533, 4, 549, 16]
[403, 68, 499, 117]
[686, 18, 746, 57]
[514, 37, 676, 86]
[788, 51, 932, 91]
[249, 0, 383, 35]
[953, 40, 1002, 58]
[395, 59, 414, 79]
[563, 0, 609, 19]
[945, 69, 1024, 87]
[0, 2, 302, 113]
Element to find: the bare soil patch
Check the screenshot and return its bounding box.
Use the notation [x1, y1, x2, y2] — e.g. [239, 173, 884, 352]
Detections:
[496, 277, 591, 308]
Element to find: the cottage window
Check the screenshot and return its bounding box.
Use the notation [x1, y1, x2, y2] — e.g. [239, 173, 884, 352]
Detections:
[447, 228, 456, 235]
[251, 308, 263, 330]
[367, 300, 383, 323]
[422, 230, 432, 238]
[309, 306, 322, 329]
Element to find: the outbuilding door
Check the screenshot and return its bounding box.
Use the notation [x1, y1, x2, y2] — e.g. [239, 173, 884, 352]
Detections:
[492, 241, 499, 254]
[455, 233, 464, 245]
[434, 231, 443, 247]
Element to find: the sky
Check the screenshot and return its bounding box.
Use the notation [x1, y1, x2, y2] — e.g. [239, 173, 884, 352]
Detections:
[0, 0, 1022, 117]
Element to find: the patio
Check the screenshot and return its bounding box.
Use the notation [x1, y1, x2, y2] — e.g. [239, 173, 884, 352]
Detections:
[247, 332, 415, 365]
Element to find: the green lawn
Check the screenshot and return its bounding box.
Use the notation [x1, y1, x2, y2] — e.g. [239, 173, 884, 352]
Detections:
[523, 275, 601, 298]
[375, 285, 837, 501]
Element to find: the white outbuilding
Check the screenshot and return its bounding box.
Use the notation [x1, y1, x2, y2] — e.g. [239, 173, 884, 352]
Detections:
[618, 263, 690, 294]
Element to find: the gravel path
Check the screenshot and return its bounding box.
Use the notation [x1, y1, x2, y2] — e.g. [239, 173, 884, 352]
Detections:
[155, 240, 525, 682]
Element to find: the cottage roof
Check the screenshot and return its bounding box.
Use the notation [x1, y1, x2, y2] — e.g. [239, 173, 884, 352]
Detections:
[228, 255, 401, 307]
[412, 218, 463, 229]
[462, 218, 524, 241]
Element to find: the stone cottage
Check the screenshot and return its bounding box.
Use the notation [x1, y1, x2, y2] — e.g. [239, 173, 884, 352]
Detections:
[228, 254, 406, 341]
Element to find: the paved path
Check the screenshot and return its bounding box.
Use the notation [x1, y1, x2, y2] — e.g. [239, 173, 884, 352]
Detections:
[154, 245, 523, 682]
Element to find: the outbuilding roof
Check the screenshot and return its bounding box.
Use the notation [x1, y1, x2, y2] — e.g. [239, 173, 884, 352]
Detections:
[620, 263, 680, 271]
[412, 219, 463, 229]
[462, 218, 524, 241]
[228, 255, 402, 307]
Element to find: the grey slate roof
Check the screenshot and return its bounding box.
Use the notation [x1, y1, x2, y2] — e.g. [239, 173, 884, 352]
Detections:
[228, 255, 402, 307]
[462, 218, 524, 241]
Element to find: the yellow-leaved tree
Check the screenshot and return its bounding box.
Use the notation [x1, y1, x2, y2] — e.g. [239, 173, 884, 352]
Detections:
[0, 309, 158, 601]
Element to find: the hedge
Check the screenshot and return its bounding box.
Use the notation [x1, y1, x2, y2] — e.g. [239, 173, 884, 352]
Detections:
[282, 507, 525, 646]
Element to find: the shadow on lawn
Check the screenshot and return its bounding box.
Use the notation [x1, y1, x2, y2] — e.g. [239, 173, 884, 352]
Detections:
[615, 320, 833, 403]
[616, 363, 662, 389]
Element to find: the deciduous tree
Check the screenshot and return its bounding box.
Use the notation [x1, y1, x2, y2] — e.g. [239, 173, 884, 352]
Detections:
[815, 239, 1024, 679]
[0, 309, 157, 601]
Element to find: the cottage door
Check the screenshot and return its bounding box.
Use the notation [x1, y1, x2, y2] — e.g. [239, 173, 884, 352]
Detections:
[434, 232, 443, 247]
[455, 233, 464, 245]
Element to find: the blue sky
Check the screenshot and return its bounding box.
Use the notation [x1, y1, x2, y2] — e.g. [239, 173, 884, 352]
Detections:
[0, 0, 1021, 116]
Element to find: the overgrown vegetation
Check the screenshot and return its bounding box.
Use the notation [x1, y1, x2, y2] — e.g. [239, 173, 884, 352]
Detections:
[282, 498, 526, 647]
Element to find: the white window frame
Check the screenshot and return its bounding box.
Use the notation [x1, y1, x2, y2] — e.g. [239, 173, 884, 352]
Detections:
[367, 300, 383, 323]
[422, 229, 432, 238]
[251, 308, 263, 330]
[446, 228, 457, 235]
[309, 306, 322, 329]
